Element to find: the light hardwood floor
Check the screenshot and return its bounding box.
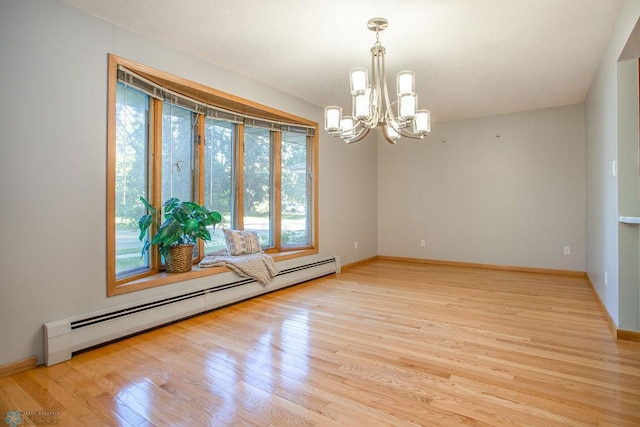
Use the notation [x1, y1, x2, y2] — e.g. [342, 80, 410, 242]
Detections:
[1, 259, 639, 426]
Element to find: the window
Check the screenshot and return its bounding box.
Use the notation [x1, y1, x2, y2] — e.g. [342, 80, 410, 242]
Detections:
[281, 131, 310, 247]
[107, 54, 318, 296]
[243, 126, 273, 247]
[204, 118, 234, 253]
[162, 103, 195, 204]
[114, 83, 149, 276]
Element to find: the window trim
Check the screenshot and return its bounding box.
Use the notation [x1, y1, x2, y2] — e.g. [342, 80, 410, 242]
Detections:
[107, 54, 319, 296]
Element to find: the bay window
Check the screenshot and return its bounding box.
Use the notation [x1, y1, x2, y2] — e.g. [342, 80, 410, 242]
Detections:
[107, 54, 318, 296]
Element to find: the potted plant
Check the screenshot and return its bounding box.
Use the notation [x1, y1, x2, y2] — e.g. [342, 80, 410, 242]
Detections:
[138, 197, 222, 273]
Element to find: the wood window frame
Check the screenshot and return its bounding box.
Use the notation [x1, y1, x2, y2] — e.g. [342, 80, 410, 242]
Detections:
[107, 54, 319, 296]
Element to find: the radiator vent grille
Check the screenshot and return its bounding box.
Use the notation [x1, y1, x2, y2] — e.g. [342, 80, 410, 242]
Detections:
[44, 255, 339, 366]
[71, 257, 336, 330]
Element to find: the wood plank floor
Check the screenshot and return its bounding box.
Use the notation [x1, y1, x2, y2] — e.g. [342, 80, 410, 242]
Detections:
[1, 259, 640, 426]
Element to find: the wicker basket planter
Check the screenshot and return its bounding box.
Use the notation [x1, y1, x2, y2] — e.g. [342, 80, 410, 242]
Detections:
[165, 244, 194, 273]
[138, 198, 221, 275]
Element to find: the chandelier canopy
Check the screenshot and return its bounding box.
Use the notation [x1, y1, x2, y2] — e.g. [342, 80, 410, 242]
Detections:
[324, 17, 431, 144]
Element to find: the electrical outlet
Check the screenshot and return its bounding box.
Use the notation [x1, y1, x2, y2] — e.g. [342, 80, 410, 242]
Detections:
[420, 239, 426, 248]
[563, 246, 570, 256]
[354, 241, 358, 249]
[604, 271, 608, 286]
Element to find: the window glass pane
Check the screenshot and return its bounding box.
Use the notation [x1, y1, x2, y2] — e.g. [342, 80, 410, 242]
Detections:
[281, 132, 310, 247]
[244, 127, 272, 247]
[115, 82, 149, 275]
[204, 119, 234, 253]
[162, 103, 194, 203]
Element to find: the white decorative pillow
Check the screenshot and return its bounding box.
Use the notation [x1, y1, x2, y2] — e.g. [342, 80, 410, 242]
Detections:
[223, 229, 262, 256]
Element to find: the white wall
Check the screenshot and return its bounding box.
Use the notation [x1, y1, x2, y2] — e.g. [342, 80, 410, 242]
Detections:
[321, 132, 378, 264]
[585, 0, 640, 328]
[378, 105, 586, 271]
[617, 59, 640, 332]
[0, 0, 378, 366]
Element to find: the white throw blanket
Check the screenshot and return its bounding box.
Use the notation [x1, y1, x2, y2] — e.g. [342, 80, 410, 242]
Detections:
[198, 252, 279, 285]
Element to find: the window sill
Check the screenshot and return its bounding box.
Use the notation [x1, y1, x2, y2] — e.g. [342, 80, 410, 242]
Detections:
[110, 249, 317, 296]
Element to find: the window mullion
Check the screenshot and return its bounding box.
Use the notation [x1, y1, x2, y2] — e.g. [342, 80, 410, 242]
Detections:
[196, 113, 205, 261]
[308, 135, 316, 248]
[273, 131, 282, 250]
[151, 98, 163, 270]
[235, 123, 245, 230]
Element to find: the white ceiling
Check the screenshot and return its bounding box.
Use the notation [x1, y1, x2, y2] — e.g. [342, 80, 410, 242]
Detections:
[64, 0, 623, 123]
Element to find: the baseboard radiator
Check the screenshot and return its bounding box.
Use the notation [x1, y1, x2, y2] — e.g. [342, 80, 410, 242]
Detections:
[44, 254, 340, 366]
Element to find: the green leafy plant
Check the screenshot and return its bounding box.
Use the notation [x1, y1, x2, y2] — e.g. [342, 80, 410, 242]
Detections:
[138, 197, 222, 258]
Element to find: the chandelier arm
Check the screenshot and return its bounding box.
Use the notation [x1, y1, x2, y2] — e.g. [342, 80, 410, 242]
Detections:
[396, 128, 426, 139]
[385, 100, 410, 128]
[379, 47, 397, 127]
[369, 48, 376, 123]
[344, 127, 371, 144]
[332, 120, 366, 140]
[384, 116, 425, 140]
[371, 42, 386, 126]
[381, 126, 398, 144]
[361, 112, 378, 129]
[336, 121, 362, 136]
[382, 111, 421, 139]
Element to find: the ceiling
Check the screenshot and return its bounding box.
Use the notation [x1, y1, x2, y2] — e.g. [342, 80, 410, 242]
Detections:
[63, 0, 623, 124]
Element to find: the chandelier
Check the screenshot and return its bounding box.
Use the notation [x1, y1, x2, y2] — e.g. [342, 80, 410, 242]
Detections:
[324, 17, 431, 144]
